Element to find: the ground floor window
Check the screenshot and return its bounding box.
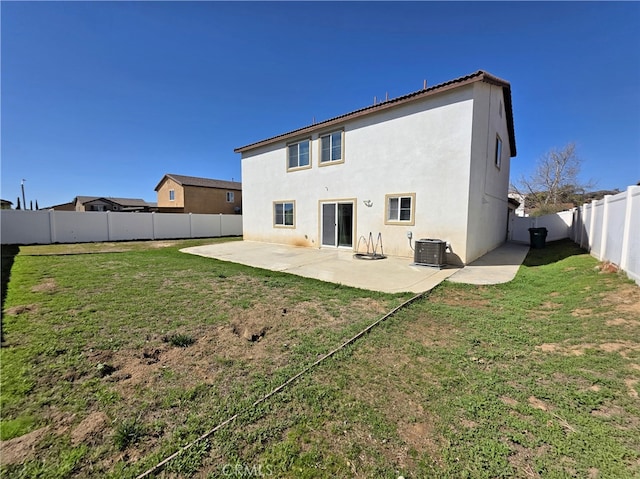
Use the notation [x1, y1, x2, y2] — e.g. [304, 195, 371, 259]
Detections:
[274, 201, 295, 227]
[385, 193, 416, 225]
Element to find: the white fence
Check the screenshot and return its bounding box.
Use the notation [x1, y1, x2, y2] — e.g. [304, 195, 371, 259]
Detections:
[509, 210, 574, 244]
[0, 210, 243, 245]
[572, 186, 639, 284]
[509, 185, 639, 285]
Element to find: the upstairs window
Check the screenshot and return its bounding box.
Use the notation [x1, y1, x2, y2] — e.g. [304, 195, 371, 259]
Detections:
[274, 201, 295, 227]
[287, 140, 310, 170]
[226, 191, 234, 203]
[320, 130, 343, 164]
[385, 193, 416, 225]
[169, 189, 175, 201]
[495, 135, 502, 169]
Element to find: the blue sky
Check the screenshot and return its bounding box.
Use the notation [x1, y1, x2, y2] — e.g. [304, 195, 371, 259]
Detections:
[2, 1, 639, 208]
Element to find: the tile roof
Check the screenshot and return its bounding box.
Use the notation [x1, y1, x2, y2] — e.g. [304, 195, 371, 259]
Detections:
[154, 174, 242, 192]
[234, 70, 516, 157]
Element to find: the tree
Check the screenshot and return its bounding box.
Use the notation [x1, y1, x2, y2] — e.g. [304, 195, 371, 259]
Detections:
[511, 142, 594, 216]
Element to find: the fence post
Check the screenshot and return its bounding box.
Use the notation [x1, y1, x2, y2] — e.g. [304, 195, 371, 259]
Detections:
[620, 186, 634, 272]
[600, 195, 611, 261]
[151, 212, 156, 240]
[189, 213, 193, 238]
[219, 213, 223, 237]
[578, 205, 586, 248]
[582, 203, 593, 251]
[49, 209, 56, 244]
[588, 199, 597, 255]
[106, 211, 112, 241]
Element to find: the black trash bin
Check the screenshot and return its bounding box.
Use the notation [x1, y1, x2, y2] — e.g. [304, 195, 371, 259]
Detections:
[528, 227, 548, 249]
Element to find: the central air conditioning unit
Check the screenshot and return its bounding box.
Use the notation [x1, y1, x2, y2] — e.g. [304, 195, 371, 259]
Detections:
[414, 238, 447, 268]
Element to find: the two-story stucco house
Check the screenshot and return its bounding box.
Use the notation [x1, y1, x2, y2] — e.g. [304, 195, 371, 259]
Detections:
[235, 70, 516, 265]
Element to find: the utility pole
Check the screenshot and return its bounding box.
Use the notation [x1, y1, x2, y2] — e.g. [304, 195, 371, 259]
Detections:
[21, 179, 26, 210]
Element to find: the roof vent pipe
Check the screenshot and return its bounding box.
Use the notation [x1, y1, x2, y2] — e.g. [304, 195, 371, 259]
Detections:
[423, 79, 427, 89]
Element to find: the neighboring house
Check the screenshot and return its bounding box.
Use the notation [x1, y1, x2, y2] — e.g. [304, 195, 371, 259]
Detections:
[235, 70, 516, 265]
[508, 193, 527, 217]
[73, 196, 154, 212]
[1, 199, 13, 210]
[154, 174, 242, 214]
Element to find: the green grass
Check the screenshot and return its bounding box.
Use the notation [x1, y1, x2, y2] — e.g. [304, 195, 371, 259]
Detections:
[1, 238, 638, 478]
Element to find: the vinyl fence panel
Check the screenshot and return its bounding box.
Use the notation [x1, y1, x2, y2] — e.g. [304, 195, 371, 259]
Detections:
[0, 210, 242, 245]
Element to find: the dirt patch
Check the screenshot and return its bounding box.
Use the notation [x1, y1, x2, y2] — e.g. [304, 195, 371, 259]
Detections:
[4, 303, 38, 316]
[31, 278, 56, 293]
[540, 301, 562, 311]
[507, 443, 550, 478]
[570, 308, 593, 317]
[591, 405, 624, 418]
[149, 241, 179, 249]
[1, 426, 50, 465]
[71, 412, 110, 446]
[601, 283, 640, 315]
[501, 396, 519, 407]
[399, 418, 441, 461]
[528, 396, 549, 411]
[625, 379, 639, 398]
[606, 318, 640, 326]
[537, 341, 640, 358]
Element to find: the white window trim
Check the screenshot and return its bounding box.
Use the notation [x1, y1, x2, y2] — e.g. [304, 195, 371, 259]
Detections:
[273, 200, 296, 228]
[495, 134, 502, 169]
[169, 189, 175, 201]
[319, 130, 344, 166]
[286, 139, 312, 171]
[384, 193, 416, 226]
[226, 191, 234, 203]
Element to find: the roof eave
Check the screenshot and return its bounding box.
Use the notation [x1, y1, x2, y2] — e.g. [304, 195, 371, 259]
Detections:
[234, 70, 515, 155]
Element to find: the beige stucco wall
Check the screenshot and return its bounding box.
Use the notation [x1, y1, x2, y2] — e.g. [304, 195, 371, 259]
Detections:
[240, 85, 501, 264]
[156, 178, 185, 208]
[183, 186, 242, 214]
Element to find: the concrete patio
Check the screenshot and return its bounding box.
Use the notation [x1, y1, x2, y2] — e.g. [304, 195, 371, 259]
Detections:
[182, 241, 530, 294]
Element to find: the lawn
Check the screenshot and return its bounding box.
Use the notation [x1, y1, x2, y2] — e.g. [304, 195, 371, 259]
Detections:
[1, 238, 638, 478]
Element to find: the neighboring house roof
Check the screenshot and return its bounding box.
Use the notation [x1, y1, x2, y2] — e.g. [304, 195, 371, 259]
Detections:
[235, 70, 516, 157]
[43, 201, 75, 210]
[1, 199, 13, 206]
[74, 196, 152, 208]
[154, 174, 242, 192]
